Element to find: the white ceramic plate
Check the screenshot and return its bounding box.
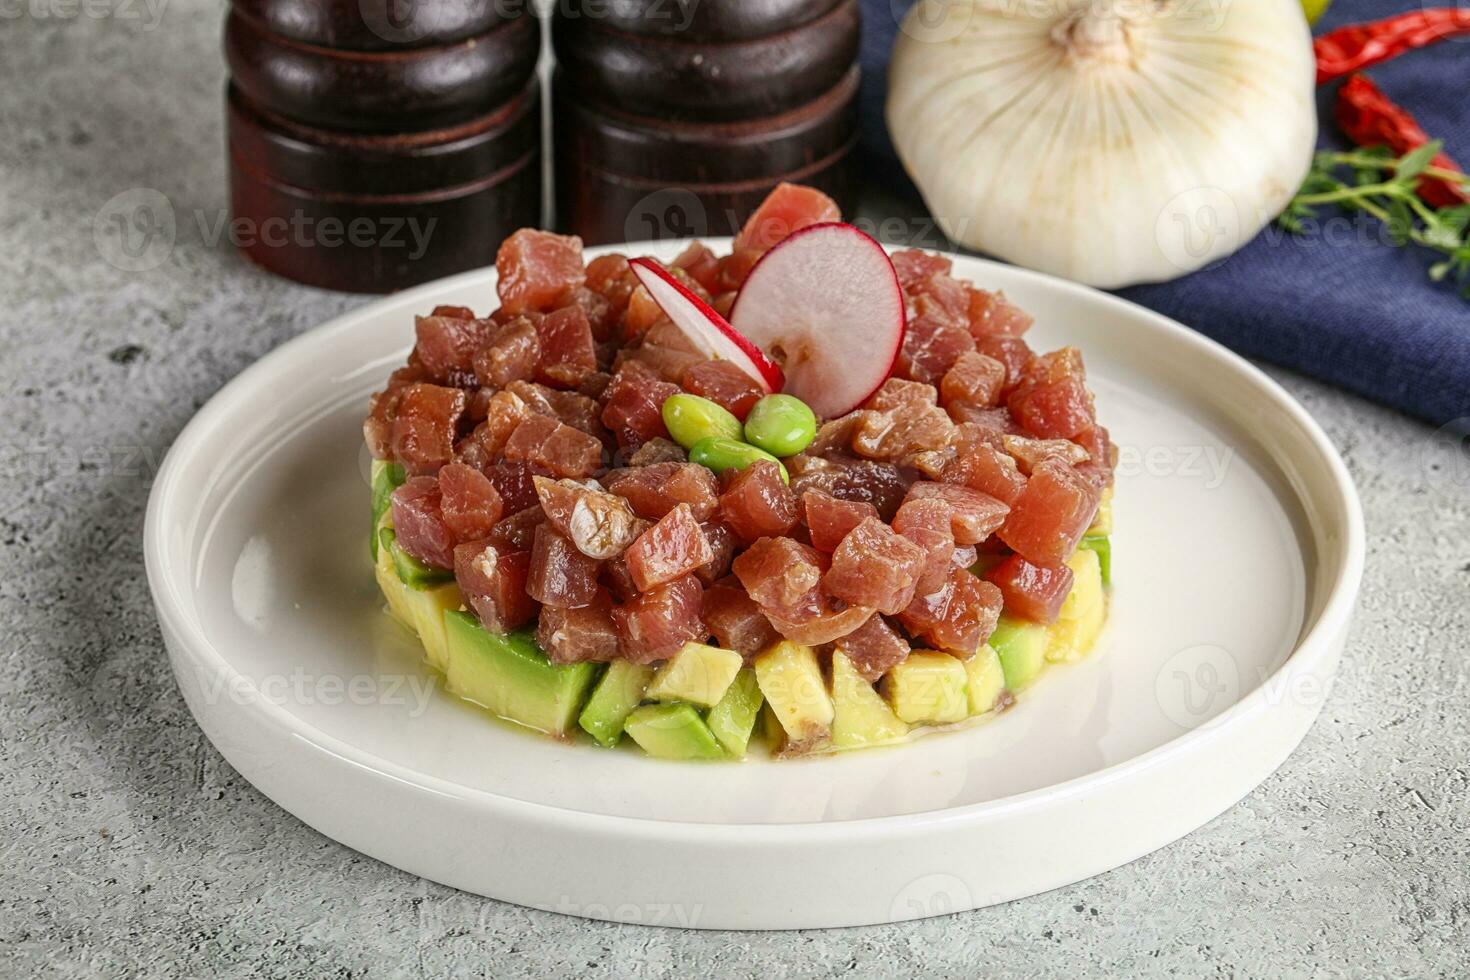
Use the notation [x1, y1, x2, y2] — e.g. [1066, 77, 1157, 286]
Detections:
[145, 242, 1363, 930]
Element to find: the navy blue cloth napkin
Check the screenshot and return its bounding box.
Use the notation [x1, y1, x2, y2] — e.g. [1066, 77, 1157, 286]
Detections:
[858, 0, 1470, 425]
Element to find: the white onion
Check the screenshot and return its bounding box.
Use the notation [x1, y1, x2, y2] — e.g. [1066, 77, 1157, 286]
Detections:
[887, 0, 1318, 288]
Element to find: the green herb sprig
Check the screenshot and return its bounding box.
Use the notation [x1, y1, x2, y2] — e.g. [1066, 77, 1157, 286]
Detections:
[1279, 141, 1470, 297]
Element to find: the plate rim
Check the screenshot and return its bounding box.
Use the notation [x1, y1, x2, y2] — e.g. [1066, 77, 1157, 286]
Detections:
[144, 241, 1366, 840]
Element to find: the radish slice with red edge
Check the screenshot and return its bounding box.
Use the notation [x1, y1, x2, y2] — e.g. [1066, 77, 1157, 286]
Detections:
[627, 258, 783, 393]
[729, 223, 906, 419]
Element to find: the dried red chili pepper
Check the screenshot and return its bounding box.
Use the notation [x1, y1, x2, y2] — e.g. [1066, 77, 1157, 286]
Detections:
[1315, 8, 1470, 83]
[1335, 74, 1468, 208]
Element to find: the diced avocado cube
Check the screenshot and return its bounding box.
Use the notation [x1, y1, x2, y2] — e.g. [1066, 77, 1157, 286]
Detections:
[991, 615, 1048, 690]
[443, 611, 599, 738]
[645, 642, 744, 708]
[1087, 488, 1113, 536]
[1080, 535, 1111, 587]
[754, 641, 833, 754]
[964, 643, 1006, 715]
[758, 701, 787, 754]
[881, 651, 969, 726]
[370, 460, 406, 560]
[705, 669, 764, 758]
[382, 528, 454, 590]
[624, 703, 725, 760]
[578, 660, 653, 748]
[830, 651, 908, 750]
[1048, 548, 1106, 663]
[375, 533, 422, 631]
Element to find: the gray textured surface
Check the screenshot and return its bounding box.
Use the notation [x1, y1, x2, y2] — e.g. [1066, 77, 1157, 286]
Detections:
[2, 4, 1469, 977]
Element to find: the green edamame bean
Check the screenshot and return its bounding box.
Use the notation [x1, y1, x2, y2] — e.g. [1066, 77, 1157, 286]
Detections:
[662, 394, 743, 450]
[743, 394, 817, 458]
[688, 437, 790, 484]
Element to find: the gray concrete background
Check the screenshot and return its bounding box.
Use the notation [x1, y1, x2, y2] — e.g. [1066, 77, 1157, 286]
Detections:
[2, 3, 1467, 977]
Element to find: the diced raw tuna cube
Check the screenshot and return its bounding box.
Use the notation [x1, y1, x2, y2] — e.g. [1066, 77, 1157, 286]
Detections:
[390, 383, 466, 474]
[904, 482, 1009, 545]
[672, 240, 721, 293]
[600, 557, 637, 603]
[974, 335, 1035, 395]
[613, 574, 705, 663]
[996, 458, 1100, 566]
[852, 379, 953, 463]
[437, 463, 504, 542]
[454, 540, 538, 633]
[788, 454, 914, 522]
[898, 568, 1003, 657]
[1002, 434, 1090, 474]
[702, 578, 779, 660]
[680, 358, 764, 421]
[695, 521, 739, 584]
[808, 411, 868, 456]
[390, 477, 455, 568]
[364, 363, 429, 459]
[414, 314, 493, 385]
[833, 615, 912, 681]
[534, 305, 598, 389]
[503, 412, 604, 479]
[732, 536, 826, 622]
[765, 600, 873, 646]
[604, 462, 719, 522]
[802, 490, 879, 552]
[713, 249, 762, 293]
[473, 317, 540, 387]
[556, 284, 618, 342]
[967, 289, 1033, 339]
[601, 360, 680, 449]
[940, 351, 1006, 411]
[430, 304, 475, 319]
[620, 342, 705, 384]
[506, 381, 605, 438]
[537, 591, 621, 664]
[910, 273, 971, 325]
[533, 476, 647, 560]
[484, 459, 541, 514]
[944, 442, 1029, 506]
[464, 390, 530, 461]
[1073, 425, 1116, 491]
[890, 249, 952, 288]
[892, 497, 956, 595]
[496, 229, 586, 315]
[733, 182, 842, 252]
[527, 524, 603, 609]
[983, 554, 1074, 624]
[624, 503, 715, 591]
[488, 504, 545, 551]
[1007, 348, 1095, 440]
[586, 253, 635, 312]
[719, 460, 798, 544]
[823, 517, 927, 615]
[627, 438, 687, 466]
[620, 282, 667, 341]
[896, 304, 975, 385]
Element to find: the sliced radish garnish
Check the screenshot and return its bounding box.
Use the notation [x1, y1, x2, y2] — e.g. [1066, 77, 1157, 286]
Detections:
[729, 223, 906, 419]
[628, 258, 784, 393]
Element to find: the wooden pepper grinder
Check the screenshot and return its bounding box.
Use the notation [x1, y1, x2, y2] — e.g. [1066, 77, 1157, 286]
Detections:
[552, 0, 861, 245]
[225, 0, 543, 293]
